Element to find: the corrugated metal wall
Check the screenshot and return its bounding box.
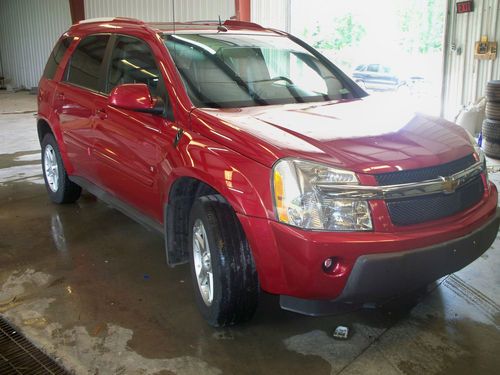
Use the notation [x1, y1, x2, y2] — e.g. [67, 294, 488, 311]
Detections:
[251, 0, 290, 31]
[442, 0, 500, 118]
[84, 0, 235, 22]
[0, 0, 71, 89]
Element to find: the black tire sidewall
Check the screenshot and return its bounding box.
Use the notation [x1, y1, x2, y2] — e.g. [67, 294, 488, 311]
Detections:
[486, 102, 500, 120]
[188, 199, 227, 326]
[482, 119, 500, 142]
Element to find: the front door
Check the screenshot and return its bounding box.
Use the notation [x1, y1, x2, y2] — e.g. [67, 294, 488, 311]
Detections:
[93, 35, 174, 221]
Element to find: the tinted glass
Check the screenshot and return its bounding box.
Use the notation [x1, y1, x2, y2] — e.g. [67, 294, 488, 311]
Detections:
[65, 34, 110, 91]
[164, 34, 355, 108]
[42, 37, 72, 79]
[106, 36, 164, 97]
[367, 64, 379, 72]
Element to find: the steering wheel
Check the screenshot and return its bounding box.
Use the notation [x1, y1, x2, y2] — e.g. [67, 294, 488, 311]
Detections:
[270, 76, 294, 85]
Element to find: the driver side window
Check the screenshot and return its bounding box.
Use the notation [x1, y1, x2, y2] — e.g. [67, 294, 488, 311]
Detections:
[106, 35, 166, 99]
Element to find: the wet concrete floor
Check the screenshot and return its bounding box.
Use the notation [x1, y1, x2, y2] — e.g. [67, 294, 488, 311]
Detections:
[0, 110, 499, 374]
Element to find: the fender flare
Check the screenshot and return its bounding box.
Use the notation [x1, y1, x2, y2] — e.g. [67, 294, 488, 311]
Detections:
[37, 114, 76, 174]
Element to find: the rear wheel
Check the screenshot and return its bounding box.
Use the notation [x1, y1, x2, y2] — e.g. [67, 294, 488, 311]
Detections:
[41, 134, 81, 204]
[188, 194, 259, 327]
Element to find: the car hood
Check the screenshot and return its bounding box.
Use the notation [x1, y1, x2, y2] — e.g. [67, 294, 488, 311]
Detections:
[192, 96, 474, 174]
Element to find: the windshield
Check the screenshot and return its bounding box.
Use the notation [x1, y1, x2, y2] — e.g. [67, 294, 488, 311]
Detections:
[163, 33, 357, 108]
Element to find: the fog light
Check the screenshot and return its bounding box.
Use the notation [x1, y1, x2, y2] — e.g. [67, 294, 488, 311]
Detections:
[322, 257, 337, 273]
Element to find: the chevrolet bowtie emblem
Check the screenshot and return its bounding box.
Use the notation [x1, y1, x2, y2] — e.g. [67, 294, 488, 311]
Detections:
[441, 177, 459, 194]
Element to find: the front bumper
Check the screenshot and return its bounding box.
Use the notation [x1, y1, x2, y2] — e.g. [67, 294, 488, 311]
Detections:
[280, 209, 499, 315]
[237, 184, 498, 312]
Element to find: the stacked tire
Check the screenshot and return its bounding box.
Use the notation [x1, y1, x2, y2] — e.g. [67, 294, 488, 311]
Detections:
[482, 80, 500, 158]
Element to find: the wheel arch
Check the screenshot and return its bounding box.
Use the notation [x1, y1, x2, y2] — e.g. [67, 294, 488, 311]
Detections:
[37, 118, 54, 143]
[36, 116, 75, 174]
[162, 151, 271, 267]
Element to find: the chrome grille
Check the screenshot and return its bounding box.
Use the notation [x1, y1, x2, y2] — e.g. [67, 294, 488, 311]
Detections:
[375, 154, 476, 186]
[386, 175, 484, 226]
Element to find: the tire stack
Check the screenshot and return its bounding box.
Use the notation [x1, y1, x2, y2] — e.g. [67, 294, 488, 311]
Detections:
[482, 80, 500, 158]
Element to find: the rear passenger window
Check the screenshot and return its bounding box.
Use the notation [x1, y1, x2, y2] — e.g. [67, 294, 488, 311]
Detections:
[42, 37, 72, 80]
[65, 34, 110, 91]
[106, 36, 164, 97]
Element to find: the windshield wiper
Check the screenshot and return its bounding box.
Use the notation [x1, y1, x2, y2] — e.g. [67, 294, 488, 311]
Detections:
[167, 36, 268, 106]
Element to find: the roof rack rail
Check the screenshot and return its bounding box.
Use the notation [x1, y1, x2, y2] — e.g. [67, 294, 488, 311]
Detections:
[222, 20, 264, 29]
[78, 17, 144, 25]
[185, 20, 220, 24]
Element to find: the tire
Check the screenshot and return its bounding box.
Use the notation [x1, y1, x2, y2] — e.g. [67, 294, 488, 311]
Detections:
[482, 119, 500, 142]
[483, 139, 500, 159]
[41, 133, 81, 204]
[188, 194, 259, 327]
[486, 101, 500, 120]
[486, 80, 500, 103]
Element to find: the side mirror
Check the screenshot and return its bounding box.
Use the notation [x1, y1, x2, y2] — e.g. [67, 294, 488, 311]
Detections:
[108, 83, 164, 115]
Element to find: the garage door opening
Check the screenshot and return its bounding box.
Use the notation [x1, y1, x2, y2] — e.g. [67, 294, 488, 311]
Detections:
[291, 0, 447, 115]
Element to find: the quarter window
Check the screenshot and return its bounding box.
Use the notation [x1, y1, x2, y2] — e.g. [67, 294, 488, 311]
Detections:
[65, 34, 110, 91]
[106, 36, 164, 98]
[43, 37, 73, 80]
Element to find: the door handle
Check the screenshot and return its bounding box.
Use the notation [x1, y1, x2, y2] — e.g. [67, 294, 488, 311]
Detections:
[96, 108, 107, 120]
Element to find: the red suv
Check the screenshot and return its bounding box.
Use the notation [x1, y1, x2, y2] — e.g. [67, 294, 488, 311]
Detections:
[38, 18, 499, 326]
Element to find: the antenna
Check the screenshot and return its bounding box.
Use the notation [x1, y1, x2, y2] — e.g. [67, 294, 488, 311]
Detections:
[217, 15, 228, 32]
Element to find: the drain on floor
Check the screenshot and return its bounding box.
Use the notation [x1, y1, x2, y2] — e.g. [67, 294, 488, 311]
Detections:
[0, 316, 69, 374]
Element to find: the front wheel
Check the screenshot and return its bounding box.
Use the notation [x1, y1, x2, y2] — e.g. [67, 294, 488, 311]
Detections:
[188, 195, 259, 327]
[41, 133, 81, 204]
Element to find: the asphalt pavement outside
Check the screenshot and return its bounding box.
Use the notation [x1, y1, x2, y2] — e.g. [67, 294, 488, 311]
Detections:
[0, 92, 499, 374]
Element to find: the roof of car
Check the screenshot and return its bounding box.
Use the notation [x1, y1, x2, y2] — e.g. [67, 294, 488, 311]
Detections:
[72, 17, 283, 36]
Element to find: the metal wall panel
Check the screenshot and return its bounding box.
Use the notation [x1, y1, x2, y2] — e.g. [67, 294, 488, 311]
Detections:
[0, 0, 71, 89]
[442, 0, 500, 118]
[251, 0, 290, 31]
[84, 0, 235, 23]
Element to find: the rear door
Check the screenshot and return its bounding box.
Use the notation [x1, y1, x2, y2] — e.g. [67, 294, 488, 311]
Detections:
[39, 36, 73, 119]
[55, 34, 110, 181]
[92, 34, 174, 221]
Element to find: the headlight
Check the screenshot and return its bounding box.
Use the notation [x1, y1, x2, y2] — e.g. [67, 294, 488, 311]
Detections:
[469, 133, 488, 183]
[272, 159, 372, 231]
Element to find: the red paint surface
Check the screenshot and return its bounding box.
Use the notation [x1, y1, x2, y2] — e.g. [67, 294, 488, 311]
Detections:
[38, 19, 497, 300]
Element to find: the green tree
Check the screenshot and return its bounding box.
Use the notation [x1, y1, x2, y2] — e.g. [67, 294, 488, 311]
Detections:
[310, 13, 366, 51]
[398, 0, 445, 53]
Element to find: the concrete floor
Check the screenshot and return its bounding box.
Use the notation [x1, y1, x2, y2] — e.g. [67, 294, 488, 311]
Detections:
[0, 94, 499, 375]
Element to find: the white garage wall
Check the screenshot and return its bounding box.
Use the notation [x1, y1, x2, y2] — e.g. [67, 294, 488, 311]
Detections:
[251, 0, 290, 31]
[0, 0, 71, 89]
[84, 0, 235, 22]
[442, 0, 500, 118]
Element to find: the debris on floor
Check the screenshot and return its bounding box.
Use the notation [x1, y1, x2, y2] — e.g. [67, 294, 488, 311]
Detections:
[332, 325, 350, 340]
